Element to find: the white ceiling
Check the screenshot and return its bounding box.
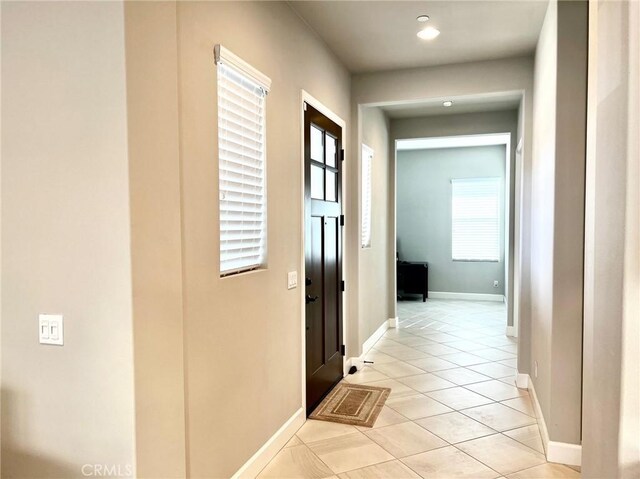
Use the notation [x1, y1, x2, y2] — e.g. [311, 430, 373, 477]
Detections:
[381, 92, 522, 119]
[289, 1, 547, 73]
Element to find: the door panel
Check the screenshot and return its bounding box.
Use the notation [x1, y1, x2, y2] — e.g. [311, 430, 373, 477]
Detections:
[304, 103, 343, 415]
[307, 216, 324, 375]
[324, 217, 339, 361]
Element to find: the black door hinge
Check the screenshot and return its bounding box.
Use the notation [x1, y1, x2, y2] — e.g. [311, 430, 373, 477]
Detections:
[340, 149, 345, 162]
[340, 214, 345, 226]
[340, 345, 346, 356]
[341, 280, 345, 292]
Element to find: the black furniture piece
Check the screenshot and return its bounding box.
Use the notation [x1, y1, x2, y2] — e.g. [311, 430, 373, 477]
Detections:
[397, 261, 429, 302]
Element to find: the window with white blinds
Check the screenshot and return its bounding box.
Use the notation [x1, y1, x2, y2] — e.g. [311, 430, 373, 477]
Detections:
[215, 46, 271, 276]
[451, 177, 501, 262]
[361, 144, 373, 248]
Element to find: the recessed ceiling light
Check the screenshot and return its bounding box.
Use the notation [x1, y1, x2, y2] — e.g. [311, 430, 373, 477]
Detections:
[443, 100, 453, 107]
[416, 15, 430, 23]
[417, 26, 440, 40]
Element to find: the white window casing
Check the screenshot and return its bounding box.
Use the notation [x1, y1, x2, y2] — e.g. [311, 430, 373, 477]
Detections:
[215, 45, 271, 275]
[361, 144, 373, 248]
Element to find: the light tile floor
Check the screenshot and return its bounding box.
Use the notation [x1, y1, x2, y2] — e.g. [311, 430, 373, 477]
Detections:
[259, 299, 580, 479]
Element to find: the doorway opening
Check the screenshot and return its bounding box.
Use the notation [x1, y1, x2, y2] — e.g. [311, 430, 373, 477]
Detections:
[393, 132, 517, 385]
[395, 132, 515, 337]
[350, 97, 525, 395]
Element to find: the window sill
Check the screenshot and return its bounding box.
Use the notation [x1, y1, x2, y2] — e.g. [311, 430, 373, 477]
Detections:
[452, 259, 500, 263]
[220, 266, 267, 279]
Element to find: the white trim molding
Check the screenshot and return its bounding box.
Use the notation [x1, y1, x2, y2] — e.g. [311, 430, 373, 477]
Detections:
[388, 317, 398, 328]
[528, 375, 551, 452]
[506, 325, 517, 337]
[346, 356, 364, 373]
[428, 291, 504, 302]
[346, 319, 389, 374]
[397, 133, 511, 151]
[362, 320, 389, 358]
[214, 45, 272, 93]
[232, 407, 305, 478]
[527, 374, 582, 467]
[515, 372, 529, 389]
[547, 441, 582, 467]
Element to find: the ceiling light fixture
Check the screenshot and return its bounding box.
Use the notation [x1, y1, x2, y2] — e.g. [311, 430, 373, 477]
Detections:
[416, 15, 430, 23]
[417, 26, 440, 40]
[443, 100, 453, 107]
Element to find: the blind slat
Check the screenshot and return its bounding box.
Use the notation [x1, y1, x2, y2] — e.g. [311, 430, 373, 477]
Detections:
[220, 168, 263, 186]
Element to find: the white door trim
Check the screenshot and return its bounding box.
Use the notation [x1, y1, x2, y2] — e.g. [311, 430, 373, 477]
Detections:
[299, 90, 349, 412]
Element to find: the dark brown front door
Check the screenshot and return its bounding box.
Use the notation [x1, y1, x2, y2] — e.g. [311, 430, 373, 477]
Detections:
[304, 103, 343, 415]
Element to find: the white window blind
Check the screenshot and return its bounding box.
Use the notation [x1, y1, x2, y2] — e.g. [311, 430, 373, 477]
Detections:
[215, 46, 271, 276]
[451, 177, 501, 261]
[361, 144, 373, 248]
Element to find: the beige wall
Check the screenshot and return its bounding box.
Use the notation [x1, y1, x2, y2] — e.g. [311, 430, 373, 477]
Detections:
[1, 2, 135, 477]
[530, 0, 557, 434]
[174, 2, 350, 476]
[619, 3, 640, 473]
[549, 0, 587, 443]
[359, 107, 392, 341]
[515, 100, 530, 382]
[582, 1, 640, 477]
[390, 110, 519, 140]
[529, 0, 587, 445]
[123, 3, 186, 477]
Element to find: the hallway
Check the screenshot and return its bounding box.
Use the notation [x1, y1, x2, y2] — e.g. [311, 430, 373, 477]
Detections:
[259, 300, 579, 478]
[2, 1, 639, 476]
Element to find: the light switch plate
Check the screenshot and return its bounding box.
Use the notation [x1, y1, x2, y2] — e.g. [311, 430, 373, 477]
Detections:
[39, 314, 63, 346]
[287, 271, 298, 290]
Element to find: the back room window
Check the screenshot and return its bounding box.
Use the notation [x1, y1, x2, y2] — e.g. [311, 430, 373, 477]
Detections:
[451, 177, 501, 262]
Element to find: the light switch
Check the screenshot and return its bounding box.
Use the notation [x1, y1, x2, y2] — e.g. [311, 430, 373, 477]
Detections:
[287, 271, 298, 290]
[50, 323, 59, 340]
[39, 314, 63, 346]
[40, 320, 50, 340]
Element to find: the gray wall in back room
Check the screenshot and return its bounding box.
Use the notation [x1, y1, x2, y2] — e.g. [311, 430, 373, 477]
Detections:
[397, 145, 506, 295]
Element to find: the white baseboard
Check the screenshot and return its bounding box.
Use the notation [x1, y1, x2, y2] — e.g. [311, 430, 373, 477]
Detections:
[232, 407, 305, 479]
[428, 291, 505, 302]
[388, 317, 398, 328]
[515, 372, 529, 389]
[528, 375, 551, 454]
[527, 374, 582, 467]
[362, 320, 390, 355]
[547, 441, 582, 466]
[506, 325, 517, 337]
[345, 356, 363, 372]
[346, 319, 390, 374]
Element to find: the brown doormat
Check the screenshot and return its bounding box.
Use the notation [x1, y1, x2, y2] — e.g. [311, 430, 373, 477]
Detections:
[309, 383, 391, 428]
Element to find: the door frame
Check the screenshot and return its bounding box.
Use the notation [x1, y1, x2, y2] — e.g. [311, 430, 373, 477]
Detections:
[299, 90, 349, 412]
